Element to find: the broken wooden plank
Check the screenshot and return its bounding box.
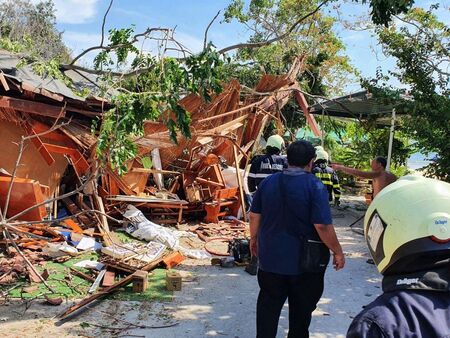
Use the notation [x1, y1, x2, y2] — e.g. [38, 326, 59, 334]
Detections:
[233, 144, 247, 222]
[195, 177, 225, 188]
[102, 270, 116, 287]
[131, 168, 181, 175]
[59, 255, 167, 320]
[0, 73, 10, 91]
[59, 273, 135, 319]
[0, 96, 66, 118]
[105, 167, 136, 196]
[43, 143, 90, 177]
[69, 267, 95, 283]
[293, 89, 321, 137]
[62, 219, 83, 234]
[91, 186, 113, 247]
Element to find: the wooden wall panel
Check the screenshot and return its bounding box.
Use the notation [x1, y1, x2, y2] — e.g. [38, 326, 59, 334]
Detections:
[0, 121, 68, 196]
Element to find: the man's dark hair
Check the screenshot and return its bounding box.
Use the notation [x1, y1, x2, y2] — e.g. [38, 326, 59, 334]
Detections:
[287, 140, 316, 167]
[266, 146, 281, 155]
[375, 156, 387, 169]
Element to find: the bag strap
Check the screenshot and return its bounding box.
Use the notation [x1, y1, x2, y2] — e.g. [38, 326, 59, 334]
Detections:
[266, 154, 275, 169]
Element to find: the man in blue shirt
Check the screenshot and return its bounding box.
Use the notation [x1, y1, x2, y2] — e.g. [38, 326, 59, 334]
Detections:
[249, 140, 345, 338]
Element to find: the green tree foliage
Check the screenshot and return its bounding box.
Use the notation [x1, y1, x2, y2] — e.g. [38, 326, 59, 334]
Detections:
[0, 0, 71, 62]
[223, 0, 353, 95]
[0, 0, 418, 176]
[0, 0, 77, 94]
[357, 0, 414, 26]
[308, 116, 411, 177]
[334, 122, 410, 168]
[363, 6, 450, 181]
[93, 31, 225, 174]
[222, 0, 355, 139]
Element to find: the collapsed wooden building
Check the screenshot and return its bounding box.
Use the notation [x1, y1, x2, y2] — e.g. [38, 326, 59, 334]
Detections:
[0, 50, 320, 313]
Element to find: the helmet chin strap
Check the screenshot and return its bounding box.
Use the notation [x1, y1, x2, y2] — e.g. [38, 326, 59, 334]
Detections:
[382, 264, 450, 293]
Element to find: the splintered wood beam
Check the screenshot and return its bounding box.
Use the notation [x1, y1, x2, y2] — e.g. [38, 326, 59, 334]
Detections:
[0, 96, 66, 118]
[58, 256, 165, 320]
[131, 168, 181, 175]
[195, 177, 225, 188]
[58, 272, 136, 320]
[30, 120, 75, 144]
[294, 90, 321, 137]
[0, 74, 10, 91]
[233, 144, 247, 222]
[105, 167, 136, 196]
[42, 143, 90, 177]
[19, 118, 55, 165]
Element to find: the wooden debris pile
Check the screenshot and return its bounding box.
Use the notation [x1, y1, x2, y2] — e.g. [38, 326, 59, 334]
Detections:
[103, 55, 320, 226]
[0, 51, 322, 318]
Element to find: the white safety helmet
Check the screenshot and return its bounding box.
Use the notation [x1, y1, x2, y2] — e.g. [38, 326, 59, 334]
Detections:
[364, 175, 450, 275]
[315, 146, 329, 162]
[266, 135, 285, 151]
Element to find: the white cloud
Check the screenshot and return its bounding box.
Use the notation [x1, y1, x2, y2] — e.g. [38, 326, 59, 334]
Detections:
[63, 31, 102, 65]
[63, 31, 102, 50]
[51, 0, 100, 24]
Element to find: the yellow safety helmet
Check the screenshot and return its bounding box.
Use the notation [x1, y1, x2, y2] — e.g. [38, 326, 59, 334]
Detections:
[266, 135, 285, 151]
[315, 146, 329, 162]
[364, 175, 450, 275]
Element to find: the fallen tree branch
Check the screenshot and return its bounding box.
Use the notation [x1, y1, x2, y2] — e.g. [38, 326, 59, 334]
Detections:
[69, 27, 171, 66]
[100, 0, 114, 47]
[204, 10, 221, 49]
[4, 229, 55, 293]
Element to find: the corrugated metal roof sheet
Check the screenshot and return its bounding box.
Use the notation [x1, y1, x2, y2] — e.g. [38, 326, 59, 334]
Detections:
[0, 50, 83, 101]
[309, 90, 404, 119]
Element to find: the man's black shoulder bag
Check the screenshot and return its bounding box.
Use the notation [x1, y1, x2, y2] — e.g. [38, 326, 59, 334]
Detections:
[279, 173, 330, 273]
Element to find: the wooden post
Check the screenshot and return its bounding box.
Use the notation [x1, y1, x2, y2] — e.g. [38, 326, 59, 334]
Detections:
[92, 182, 113, 247]
[151, 148, 164, 190]
[232, 144, 247, 222]
[386, 108, 396, 171]
[58, 256, 165, 320]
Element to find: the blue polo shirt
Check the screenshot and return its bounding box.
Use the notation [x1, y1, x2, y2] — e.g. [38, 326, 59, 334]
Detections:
[250, 168, 332, 275]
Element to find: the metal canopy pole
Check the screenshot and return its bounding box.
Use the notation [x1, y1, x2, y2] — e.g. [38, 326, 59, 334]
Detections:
[386, 108, 396, 171]
[321, 109, 325, 147]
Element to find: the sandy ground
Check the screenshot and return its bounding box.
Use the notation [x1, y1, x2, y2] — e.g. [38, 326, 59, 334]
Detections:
[0, 196, 382, 338]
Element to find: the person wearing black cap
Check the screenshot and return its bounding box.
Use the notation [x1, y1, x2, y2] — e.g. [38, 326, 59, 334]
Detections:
[249, 140, 345, 338]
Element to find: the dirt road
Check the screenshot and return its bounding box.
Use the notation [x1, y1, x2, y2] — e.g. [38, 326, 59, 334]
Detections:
[1, 197, 381, 338]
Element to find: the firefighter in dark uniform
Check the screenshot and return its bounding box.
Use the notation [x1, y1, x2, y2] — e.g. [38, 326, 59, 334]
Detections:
[347, 175, 450, 338]
[247, 134, 287, 193]
[312, 146, 341, 206]
[245, 134, 287, 275]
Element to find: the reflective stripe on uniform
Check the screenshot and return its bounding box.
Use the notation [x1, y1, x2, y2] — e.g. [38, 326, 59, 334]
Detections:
[247, 173, 271, 179]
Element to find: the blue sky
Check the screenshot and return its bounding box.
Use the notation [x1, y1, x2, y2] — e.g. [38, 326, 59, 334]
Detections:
[44, 0, 449, 94]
